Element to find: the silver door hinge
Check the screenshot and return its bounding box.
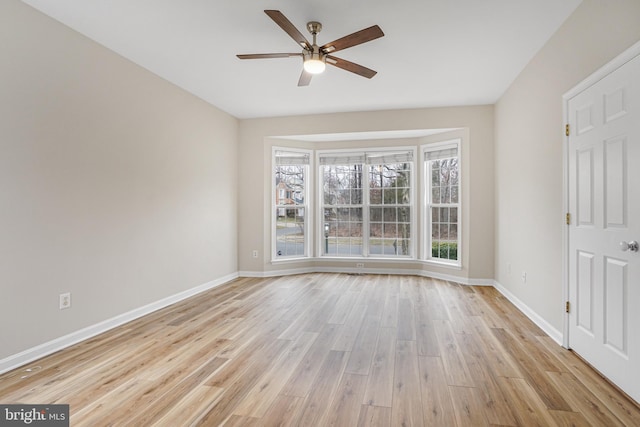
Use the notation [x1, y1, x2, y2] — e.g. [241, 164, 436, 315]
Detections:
[565, 301, 570, 313]
[565, 124, 570, 136]
[566, 213, 571, 225]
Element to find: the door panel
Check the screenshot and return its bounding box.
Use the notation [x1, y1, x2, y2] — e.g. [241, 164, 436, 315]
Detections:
[603, 257, 626, 355]
[568, 53, 640, 403]
[576, 251, 594, 333]
[604, 137, 626, 227]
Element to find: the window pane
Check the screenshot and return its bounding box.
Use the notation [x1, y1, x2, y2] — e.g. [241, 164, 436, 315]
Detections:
[440, 207, 449, 222]
[323, 206, 363, 256]
[451, 185, 459, 203]
[370, 188, 382, 204]
[380, 207, 391, 221]
[322, 157, 412, 258]
[275, 207, 305, 257]
[450, 207, 458, 223]
[275, 154, 307, 259]
[383, 188, 396, 204]
[432, 187, 441, 203]
[370, 207, 383, 221]
[383, 223, 398, 238]
[426, 151, 459, 263]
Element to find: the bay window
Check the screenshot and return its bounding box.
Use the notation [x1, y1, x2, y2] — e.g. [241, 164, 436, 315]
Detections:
[319, 149, 414, 257]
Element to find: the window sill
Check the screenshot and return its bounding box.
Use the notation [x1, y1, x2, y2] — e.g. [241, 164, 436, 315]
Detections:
[422, 259, 462, 270]
[270, 256, 462, 271]
[271, 257, 312, 264]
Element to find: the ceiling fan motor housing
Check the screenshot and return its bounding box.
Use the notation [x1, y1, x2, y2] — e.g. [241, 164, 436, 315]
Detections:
[306, 21, 322, 35]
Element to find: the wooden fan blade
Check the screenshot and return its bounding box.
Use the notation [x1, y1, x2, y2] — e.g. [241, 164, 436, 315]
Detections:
[237, 53, 302, 59]
[321, 25, 384, 54]
[298, 70, 313, 86]
[326, 55, 377, 79]
[265, 10, 311, 50]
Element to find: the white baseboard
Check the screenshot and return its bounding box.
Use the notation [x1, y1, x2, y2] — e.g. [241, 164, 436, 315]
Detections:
[239, 267, 494, 286]
[238, 267, 494, 286]
[0, 272, 239, 375]
[493, 281, 563, 345]
[238, 267, 315, 278]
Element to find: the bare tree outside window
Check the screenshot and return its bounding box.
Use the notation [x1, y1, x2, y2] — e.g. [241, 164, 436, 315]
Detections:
[426, 143, 460, 263]
[274, 151, 309, 258]
[320, 150, 413, 257]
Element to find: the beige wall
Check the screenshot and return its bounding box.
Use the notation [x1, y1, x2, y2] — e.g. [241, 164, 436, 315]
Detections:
[238, 106, 495, 282]
[0, 1, 238, 359]
[495, 0, 640, 331]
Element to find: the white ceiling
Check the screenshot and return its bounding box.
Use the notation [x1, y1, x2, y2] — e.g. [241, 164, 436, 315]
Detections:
[21, 0, 582, 119]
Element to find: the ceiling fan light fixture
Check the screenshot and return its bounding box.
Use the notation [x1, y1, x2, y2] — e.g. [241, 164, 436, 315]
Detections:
[303, 52, 326, 74]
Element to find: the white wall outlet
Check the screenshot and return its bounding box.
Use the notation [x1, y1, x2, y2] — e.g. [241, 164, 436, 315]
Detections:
[59, 292, 71, 310]
[252, 250, 258, 258]
[521, 272, 527, 283]
[356, 263, 364, 268]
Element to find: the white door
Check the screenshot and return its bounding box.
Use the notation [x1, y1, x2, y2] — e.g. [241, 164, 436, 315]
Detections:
[567, 52, 640, 403]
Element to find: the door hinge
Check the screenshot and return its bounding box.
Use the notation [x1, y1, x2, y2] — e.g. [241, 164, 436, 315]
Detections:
[566, 212, 571, 225]
[565, 301, 570, 313]
[565, 124, 570, 136]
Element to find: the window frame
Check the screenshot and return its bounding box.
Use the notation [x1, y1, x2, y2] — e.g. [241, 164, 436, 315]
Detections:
[422, 139, 462, 268]
[317, 147, 417, 259]
[272, 147, 313, 262]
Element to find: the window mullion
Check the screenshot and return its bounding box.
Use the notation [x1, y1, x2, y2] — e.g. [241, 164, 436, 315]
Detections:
[363, 163, 370, 257]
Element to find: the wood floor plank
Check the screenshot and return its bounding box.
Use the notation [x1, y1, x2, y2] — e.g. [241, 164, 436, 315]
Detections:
[357, 405, 392, 427]
[467, 315, 522, 379]
[331, 302, 368, 351]
[380, 293, 399, 328]
[345, 315, 381, 375]
[418, 356, 457, 426]
[391, 340, 424, 426]
[432, 319, 475, 387]
[493, 328, 572, 411]
[2, 273, 639, 426]
[546, 371, 627, 427]
[548, 409, 592, 427]
[449, 385, 490, 427]
[497, 376, 559, 427]
[260, 395, 306, 427]
[325, 373, 368, 426]
[397, 298, 416, 341]
[280, 323, 341, 398]
[436, 281, 474, 334]
[328, 292, 358, 324]
[128, 356, 228, 425]
[362, 327, 396, 408]
[422, 283, 450, 320]
[197, 338, 292, 426]
[233, 331, 317, 418]
[296, 350, 349, 426]
[415, 301, 440, 357]
[151, 385, 224, 427]
[536, 336, 640, 427]
[457, 332, 518, 426]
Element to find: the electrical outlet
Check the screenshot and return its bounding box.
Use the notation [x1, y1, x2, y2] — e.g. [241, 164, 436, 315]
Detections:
[252, 250, 258, 258]
[356, 263, 364, 268]
[521, 272, 527, 283]
[59, 292, 71, 310]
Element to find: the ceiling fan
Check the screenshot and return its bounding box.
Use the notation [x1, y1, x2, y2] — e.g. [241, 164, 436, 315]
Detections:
[237, 10, 384, 86]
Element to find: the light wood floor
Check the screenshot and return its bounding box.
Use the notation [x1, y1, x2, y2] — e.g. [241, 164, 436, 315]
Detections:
[1, 274, 639, 426]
